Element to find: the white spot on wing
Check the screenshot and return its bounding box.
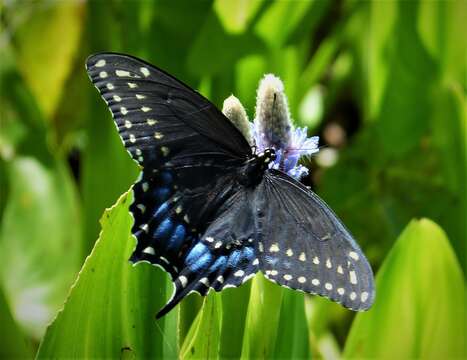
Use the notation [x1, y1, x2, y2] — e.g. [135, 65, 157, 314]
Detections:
[311, 279, 320, 286]
[283, 274, 293, 281]
[140, 67, 150, 77]
[113, 95, 122, 102]
[95, 59, 106, 67]
[128, 82, 137, 88]
[99, 71, 108, 78]
[326, 258, 332, 268]
[121, 107, 128, 115]
[129, 134, 136, 143]
[154, 132, 163, 139]
[313, 256, 320, 265]
[298, 276, 306, 283]
[350, 292, 357, 301]
[252, 258, 259, 266]
[269, 243, 279, 252]
[270, 270, 278, 276]
[199, 277, 209, 286]
[361, 292, 369, 302]
[349, 271, 358, 284]
[214, 241, 222, 249]
[299, 252, 306, 262]
[337, 265, 344, 274]
[286, 248, 293, 257]
[142, 246, 155, 255]
[116, 70, 131, 77]
[141, 106, 151, 112]
[136, 94, 146, 99]
[337, 287, 345, 295]
[179, 276, 188, 288]
[124, 120, 132, 129]
[325, 282, 333, 290]
[147, 118, 157, 125]
[205, 236, 214, 243]
[106, 83, 114, 90]
[349, 251, 360, 261]
[141, 182, 149, 192]
[216, 276, 224, 284]
[234, 270, 245, 277]
[161, 146, 170, 156]
[136, 204, 146, 213]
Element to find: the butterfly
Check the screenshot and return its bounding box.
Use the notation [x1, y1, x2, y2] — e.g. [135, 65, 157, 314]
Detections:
[86, 53, 375, 318]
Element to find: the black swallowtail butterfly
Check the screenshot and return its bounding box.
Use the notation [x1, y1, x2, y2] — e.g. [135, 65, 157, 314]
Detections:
[86, 53, 375, 318]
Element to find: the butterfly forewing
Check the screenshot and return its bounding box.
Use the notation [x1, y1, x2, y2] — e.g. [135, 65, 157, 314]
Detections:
[86, 53, 252, 287]
[257, 169, 375, 311]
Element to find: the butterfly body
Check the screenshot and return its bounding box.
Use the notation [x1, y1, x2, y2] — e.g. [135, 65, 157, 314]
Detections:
[86, 53, 375, 318]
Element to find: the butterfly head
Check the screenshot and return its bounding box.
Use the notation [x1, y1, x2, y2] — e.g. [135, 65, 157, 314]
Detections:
[257, 148, 276, 168]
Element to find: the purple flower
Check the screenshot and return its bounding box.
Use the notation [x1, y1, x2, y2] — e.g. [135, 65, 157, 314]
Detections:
[252, 74, 319, 180]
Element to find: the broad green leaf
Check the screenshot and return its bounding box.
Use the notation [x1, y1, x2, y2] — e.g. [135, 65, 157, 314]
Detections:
[219, 283, 251, 359]
[373, 0, 438, 156]
[344, 219, 466, 359]
[0, 286, 33, 359]
[180, 293, 221, 360]
[214, 0, 264, 34]
[14, 1, 84, 118]
[241, 274, 283, 359]
[0, 157, 81, 339]
[37, 192, 177, 359]
[431, 83, 466, 268]
[272, 290, 310, 359]
[187, 12, 265, 77]
[254, 0, 314, 48]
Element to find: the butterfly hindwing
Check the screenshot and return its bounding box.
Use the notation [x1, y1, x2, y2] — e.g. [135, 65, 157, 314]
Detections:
[256, 169, 375, 311]
[156, 183, 259, 318]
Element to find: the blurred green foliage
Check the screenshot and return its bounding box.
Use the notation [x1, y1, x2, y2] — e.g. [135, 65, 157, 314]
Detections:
[0, 0, 465, 358]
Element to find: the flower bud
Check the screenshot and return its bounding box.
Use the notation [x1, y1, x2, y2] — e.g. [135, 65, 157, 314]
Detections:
[222, 95, 253, 145]
[254, 74, 292, 151]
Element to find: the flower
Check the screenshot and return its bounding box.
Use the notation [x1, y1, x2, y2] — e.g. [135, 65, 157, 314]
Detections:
[252, 74, 319, 180]
[222, 74, 319, 180]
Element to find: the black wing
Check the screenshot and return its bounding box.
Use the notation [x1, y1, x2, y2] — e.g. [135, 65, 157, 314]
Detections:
[86, 53, 256, 317]
[256, 169, 375, 311]
[156, 183, 259, 318]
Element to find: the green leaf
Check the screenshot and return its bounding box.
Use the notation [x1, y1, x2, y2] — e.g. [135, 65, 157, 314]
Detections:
[254, 0, 314, 48]
[0, 286, 33, 359]
[214, 0, 264, 34]
[272, 290, 310, 359]
[344, 219, 466, 359]
[14, 1, 84, 117]
[219, 283, 251, 359]
[373, 1, 438, 156]
[241, 274, 283, 359]
[0, 157, 81, 339]
[180, 293, 221, 360]
[37, 192, 177, 359]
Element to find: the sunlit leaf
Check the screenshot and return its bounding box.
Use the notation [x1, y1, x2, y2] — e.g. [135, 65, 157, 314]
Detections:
[214, 0, 264, 34]
[344, 219, 466, 359]
[272, 290, 310, 359]
[254, 0, 314, 48]
[37, 192, 177, 359]
[219, 284, 251, 359]
[0, 286, 33, 359]
[180, 293, 221, 360]
[241, 274, 283, 359]
[0, 157, 81, 339]
[14, 1, 84, 117]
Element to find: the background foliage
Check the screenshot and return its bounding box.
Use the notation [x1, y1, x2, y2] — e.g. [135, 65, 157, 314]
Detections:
[0, 0, 465, 359]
